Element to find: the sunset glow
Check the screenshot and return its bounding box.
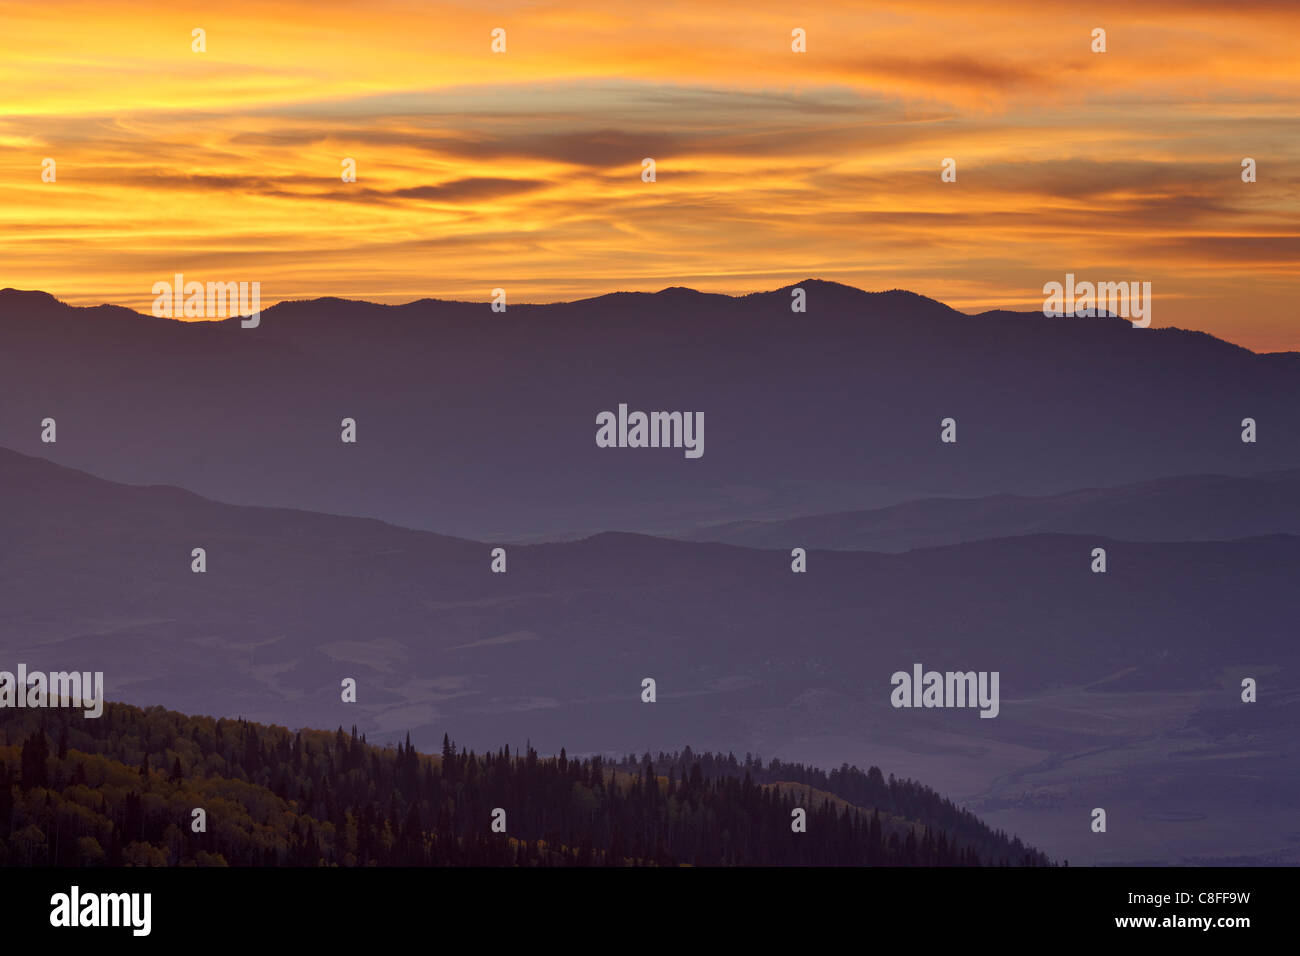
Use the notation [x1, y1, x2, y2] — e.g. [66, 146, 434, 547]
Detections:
[3, 0, 1298, 349]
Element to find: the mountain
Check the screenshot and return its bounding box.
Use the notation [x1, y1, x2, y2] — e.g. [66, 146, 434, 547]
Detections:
[0, 701, 1049, 866]
[683, 470, 1300, 551]
[2, 282, 1298, 540]
[2, 447, 1297, 865]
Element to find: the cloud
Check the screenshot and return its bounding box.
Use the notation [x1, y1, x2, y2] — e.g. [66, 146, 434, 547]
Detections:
[0, 1, 1295, 349]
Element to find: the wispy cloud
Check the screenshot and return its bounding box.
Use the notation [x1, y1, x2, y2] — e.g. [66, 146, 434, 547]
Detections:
[0, 0, 1296, 349]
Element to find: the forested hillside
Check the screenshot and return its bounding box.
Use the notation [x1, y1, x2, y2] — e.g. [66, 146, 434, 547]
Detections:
[611, 749, 1049, 866]
[0, 703, 1051, 866]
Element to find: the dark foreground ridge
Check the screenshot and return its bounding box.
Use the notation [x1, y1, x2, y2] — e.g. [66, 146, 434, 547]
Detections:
[0, 702, 1051, 867]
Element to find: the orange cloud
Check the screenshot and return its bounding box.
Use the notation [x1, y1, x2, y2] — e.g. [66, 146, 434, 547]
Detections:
[0, 0, 1296, 350]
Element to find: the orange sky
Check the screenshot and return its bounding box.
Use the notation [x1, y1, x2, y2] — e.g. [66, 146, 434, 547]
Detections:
[2, 0, 1297, 349]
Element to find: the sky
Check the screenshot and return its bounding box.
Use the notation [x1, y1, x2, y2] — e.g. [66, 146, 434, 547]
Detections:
[1, 0, 1297, 350]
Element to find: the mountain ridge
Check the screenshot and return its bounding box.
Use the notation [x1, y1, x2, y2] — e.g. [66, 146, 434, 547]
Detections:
[4, 277, 1298, 541]
[0, 701, 1052, 867]
[681, 469, 1300, 552]
[3, 279, 1279, 353]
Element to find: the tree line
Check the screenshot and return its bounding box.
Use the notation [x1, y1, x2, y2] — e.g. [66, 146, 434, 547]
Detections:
[0, 703, 1052, 866]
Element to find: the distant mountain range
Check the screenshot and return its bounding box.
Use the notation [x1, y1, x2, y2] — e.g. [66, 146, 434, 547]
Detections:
[2, 281, 1297, 541]
[3, 447, 1297, 864]
[682, 470, 1300, 551]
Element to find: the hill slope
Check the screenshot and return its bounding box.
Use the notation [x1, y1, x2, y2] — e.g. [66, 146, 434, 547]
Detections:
[3, 446, 1298, 864]
[0, 702, 1049, 866]
[683, 470, 1300, 551]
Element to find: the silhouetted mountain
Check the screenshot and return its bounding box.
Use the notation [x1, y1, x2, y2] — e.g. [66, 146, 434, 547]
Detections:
[0, 702, 1050, 866]
[683, 470, 1300, 551]
[2, 447, 1297, 863]
[2, 281, 1296, 540]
